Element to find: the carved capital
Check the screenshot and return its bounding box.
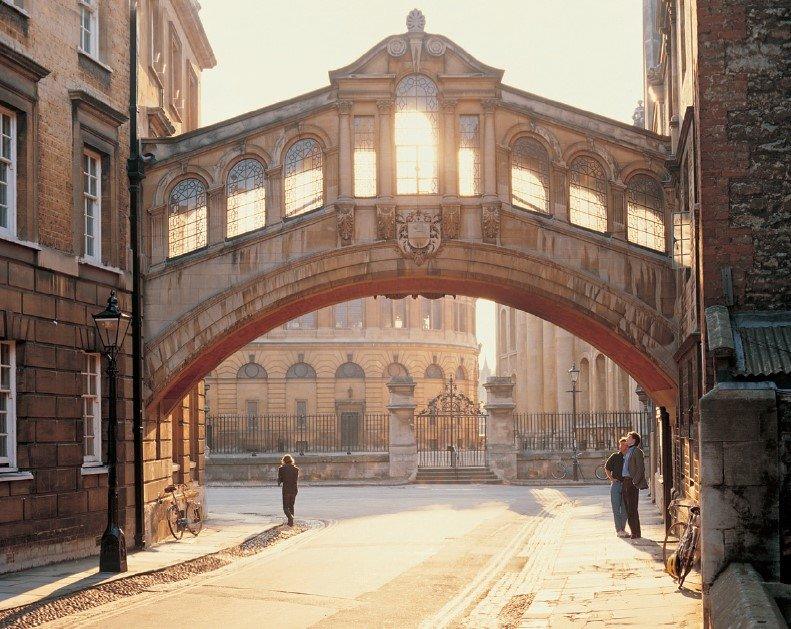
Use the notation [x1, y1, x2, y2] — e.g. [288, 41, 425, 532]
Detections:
[440, 97, 458, 112]
[335, 202, 355, 246]
[481, 202, 501, 242]
[376, 99, 394, 113]
[265, 165, 283, 179]
[482, 99, 500, 113]
[337, 100, 353, 115]
[376, 203, 396, 240]
[441, 203, 461, 239]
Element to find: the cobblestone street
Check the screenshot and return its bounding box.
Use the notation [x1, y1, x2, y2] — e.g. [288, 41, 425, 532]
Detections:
[1, 485, 701, 628]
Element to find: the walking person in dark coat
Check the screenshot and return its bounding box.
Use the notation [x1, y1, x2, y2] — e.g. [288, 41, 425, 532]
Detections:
[621, 431, 648, 539]
[277, 454, 299, 526]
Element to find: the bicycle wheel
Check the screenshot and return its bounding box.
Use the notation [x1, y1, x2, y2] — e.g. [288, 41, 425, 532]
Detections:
[186, 502, 204, 536]
[677, 527, 699, 588]
[594, 464, 607, 481]
[662, 522, 686, 565]
[166, 504, 184, 540]
[550, 461, 568, 480]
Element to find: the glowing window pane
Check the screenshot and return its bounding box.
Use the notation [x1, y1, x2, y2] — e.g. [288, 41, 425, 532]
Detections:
[627, 174, 665, 252]
[168, 178, 207, 257]
[674, 211, 692, 267]
[284, 139, 323, 217]
[395, 75, 438, 195]
[458, 115, 480, 197]
[569, 156, 607, 232]
[353, 116, 376, 198]
[511, 138, 550, 213]
[227, 159, 266, 238]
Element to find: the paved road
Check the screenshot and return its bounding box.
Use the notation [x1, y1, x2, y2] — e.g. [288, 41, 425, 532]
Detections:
[51, 485, 699, 628]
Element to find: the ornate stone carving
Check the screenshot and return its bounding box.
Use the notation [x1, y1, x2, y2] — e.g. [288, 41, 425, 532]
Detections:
[425, 37, 447, 56]
[376, 99, 393, 113]
[481, 203, 500, 241]
[440, 97, 458, 112]
[482, 99, 500, 113]
[337, 100, 353, 115]
[396, 209, 441, 265]
[336, 203, 355, 246]
[406, 8, 425, 32]
[376, 203, 396, 240]
[387, 37, 407, 57]
[441, 204, 460, 239]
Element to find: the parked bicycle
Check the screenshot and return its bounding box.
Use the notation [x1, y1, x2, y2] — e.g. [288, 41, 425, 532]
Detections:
[160, 483, 204, 540]
[551, 451, 608, 480]
[663, 492, 701, 588]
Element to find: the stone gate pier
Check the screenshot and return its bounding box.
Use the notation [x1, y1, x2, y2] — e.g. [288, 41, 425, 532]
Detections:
[484, 377, 518, 481]
[386, 377, 418, 481]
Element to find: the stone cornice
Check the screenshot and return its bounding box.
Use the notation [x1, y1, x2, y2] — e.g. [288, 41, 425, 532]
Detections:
[0, 38, 50, 81]
[172, 0, 217, 69]
[69, 89, 128, 126]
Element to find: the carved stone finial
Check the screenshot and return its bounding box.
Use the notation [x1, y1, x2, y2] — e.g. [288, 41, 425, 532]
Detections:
[632, 100, 645, 129]
[406, 8, 425, 32]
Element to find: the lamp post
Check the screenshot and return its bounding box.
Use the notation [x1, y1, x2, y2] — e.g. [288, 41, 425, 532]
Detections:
[567, 363, 581, 481]
[93, 291, 132, 572]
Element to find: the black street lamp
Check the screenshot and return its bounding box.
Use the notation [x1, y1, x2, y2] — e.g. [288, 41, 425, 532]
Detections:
[93, 291, 132, 572]
[567, 363, 581, 481]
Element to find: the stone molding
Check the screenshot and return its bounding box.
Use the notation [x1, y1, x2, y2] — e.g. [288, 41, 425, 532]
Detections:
[335, 202, 355, 246]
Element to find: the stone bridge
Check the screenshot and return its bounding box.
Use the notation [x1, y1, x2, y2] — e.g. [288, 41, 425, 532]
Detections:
[141, 12, 679, 416]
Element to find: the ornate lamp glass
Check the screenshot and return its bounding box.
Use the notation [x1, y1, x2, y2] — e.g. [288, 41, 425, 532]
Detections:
[568, 362, 580, 385]
[92, 291, 132, 355]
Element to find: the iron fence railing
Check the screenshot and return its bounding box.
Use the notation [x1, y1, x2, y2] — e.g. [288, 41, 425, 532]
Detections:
[206, 413, 389, 455]
[514, 411, 651, 452]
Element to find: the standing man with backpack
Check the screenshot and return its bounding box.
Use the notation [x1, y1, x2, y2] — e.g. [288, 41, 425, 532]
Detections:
[277, 454, 300, 526]
[621, 431, 648, 539]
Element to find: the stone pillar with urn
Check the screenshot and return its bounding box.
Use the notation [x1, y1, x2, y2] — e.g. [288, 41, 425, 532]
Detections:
[387, 377, 418, 481]
[484, 376, 517, 481]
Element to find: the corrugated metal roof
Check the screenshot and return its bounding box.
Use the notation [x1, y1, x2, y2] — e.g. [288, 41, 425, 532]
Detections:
[734, 323, 791, 377]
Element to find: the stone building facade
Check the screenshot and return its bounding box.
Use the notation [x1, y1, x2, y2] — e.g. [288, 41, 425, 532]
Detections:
[0, 0, 213, 573]
[205, 296, 479, 418]
[496, 308, 642, 414]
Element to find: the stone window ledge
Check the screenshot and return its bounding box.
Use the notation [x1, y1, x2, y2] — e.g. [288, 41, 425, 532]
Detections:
[0, 470, 34, 482]
[0, 232, 42, 251]
[77, 50, 113, 86]
[78, 257, 124, 276]
[81, 464, 109, 476]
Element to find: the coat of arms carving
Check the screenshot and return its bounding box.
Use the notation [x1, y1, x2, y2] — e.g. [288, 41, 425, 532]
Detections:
[396, 209, 441, 265]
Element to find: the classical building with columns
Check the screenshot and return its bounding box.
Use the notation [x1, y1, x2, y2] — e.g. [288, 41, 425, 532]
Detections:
[497, 308, 643, 414]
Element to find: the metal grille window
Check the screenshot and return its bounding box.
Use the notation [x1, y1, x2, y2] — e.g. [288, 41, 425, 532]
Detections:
[79, 0, 98, 57]
[82, 353, 102, 464]
[569, 156, 608, 232]
[284, 138, 323, 216]
[83, 150, 101, 261]
[511, 137, 550, 213]
[395, 74, 439, 195]
[420, 298, 442, 330]
[227, 159, 266, 238]
[627, 174, 665, 252]
[353, 116, 376, 197]
[334, 299, 364, 329]
[0, 108, 16, 238]
[168, 179, 207, 257]
[458, 115, 481, 196]
[0, 342, 16, 468]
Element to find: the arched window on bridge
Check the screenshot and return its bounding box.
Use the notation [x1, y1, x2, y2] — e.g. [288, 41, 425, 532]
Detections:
[168, 178, 207, 258]
[626, 174, 665, 252]
[569, 156, 608, 233]
[425, 363, 444, 379]
[395, 74, 439, 194]
[511, 137, 550, 214]
[226, 158, 266, 238]
[284, 138, 323, 217]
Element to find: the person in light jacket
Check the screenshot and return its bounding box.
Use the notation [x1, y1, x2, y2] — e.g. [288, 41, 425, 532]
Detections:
[621, 431, 648, 539]
[277, 454, 299, 526]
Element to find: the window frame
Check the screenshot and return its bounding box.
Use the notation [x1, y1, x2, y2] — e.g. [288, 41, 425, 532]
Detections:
[394, 74, 439, 195]
[0, 106, 17, 240]
[334, 299, 364, 330]
[82, 352, 102, 466]
[568, 154, 609, 233]
[283, 137, 324, 217]
[167, 177, 208, 259]
[0, 341, 17, 470]
[626, 173, 666, 253]
[82, 148, 102, 263]
[353, 115, 376, 198]
[458, 115, 481, 197]
[226, 158, 266, 239]
[510, 136, 551, 214]
[78, 0, 99, 58]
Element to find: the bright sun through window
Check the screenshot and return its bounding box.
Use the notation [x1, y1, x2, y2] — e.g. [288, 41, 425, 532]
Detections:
[395, 75, 439, 195]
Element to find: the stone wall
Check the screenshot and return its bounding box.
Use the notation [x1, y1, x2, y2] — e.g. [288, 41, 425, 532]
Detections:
[206, 453, 389, 483]
[517, 450, 610, 481]
[779, 391, 791, 583]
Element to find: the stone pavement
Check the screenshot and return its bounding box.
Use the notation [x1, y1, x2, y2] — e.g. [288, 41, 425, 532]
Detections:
[0, 511, 277, 612]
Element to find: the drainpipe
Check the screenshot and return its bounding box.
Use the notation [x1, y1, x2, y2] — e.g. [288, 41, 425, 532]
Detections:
[128, 0, 146, 549]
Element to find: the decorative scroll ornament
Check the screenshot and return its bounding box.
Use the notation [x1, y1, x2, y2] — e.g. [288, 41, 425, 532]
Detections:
[425, 37, 447, 56]
[418, 376, 485, 417]
[336, 203, 354, 246]
[387, 37, 407, 57]
[441, 204, 460, 239]
[376, 204, 396, 240]
[481, 203, 500, 241]
[396, 209, 441, 265]
[406, 8, 425, 32]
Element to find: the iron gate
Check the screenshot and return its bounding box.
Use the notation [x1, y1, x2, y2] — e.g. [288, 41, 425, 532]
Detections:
[416, 377, 487, 468]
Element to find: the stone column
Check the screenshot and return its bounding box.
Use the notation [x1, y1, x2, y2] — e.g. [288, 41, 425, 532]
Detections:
[542, 321, 557, 412]
[376, 99, 393, 199]
[555, 328, 575, 413]
[699, 382, 780, 610]
[525, 314, 544, 411]
[482, 99, 498, 200]
[206, 186, 225, 246]
[551, 163, 569, 221]
[337, 100, 353, 201]
[610, 180, 627, 240]
[386, 376, 417, 481]
[265, 165, 283, 224]
[484, 376, 517, 481]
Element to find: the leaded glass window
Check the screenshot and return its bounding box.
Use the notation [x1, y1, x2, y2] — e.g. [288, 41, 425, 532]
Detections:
[458, 115, 481, 196]
[353, 116, 376, 197]
[284, 138, 323, 216]
[168, 179, 207, 258]
[569, 156, 607, 233]
[0, 108, 16, 238]
[227, 159, 266, 238]
[511, 137, 550, 213]
[395, 74, 439, 195]
[627, 174, 665, 252]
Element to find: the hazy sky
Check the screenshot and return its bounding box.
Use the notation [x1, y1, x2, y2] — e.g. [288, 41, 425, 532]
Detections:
[198, 0, 644, 367]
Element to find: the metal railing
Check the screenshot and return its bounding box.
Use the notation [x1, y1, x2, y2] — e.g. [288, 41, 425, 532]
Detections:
[515, 411, 651, 452]
[206, 413, 389, 455]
